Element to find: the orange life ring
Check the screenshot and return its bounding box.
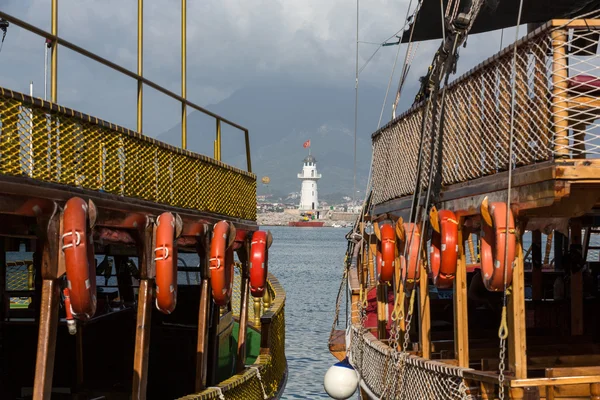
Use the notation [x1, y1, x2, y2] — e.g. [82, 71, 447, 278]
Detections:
[401, 223, 421, 291]
[430, 210, 459, 289]
[375, 250, 382, 278]
[155, 212, 178, 314]
[210, 221, 234, 306]
[250, 231, 270, 297]
[480, 202, 516, 292]
[62, 197, 97, 320]
[378, 223, 395, 283]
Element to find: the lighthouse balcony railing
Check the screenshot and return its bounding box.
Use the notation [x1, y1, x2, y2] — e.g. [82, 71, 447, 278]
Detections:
[370, 15, 600, 206]
[298, 173, 322, 179]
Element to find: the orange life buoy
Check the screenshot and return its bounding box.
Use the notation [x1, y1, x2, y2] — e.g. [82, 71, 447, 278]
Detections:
[378, 223, 395, 283]
[250, 231, 271, 297]
[62, 197, 96, 320]
[430, 210, 459, 289]
[155, 212, 178, 314]
[480, 201, 516, 292]
[401, 222, 421, 290]
[210, 221, 234, 306]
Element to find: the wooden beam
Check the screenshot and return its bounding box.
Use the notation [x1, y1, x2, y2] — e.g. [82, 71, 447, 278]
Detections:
[508, 229, 527, 379]
[195, 225, 211, 391]
[531, 230, 543, 301]
[33, 209, 60, 399]
[454, 222, 469, 367]
[570, 219, 584, 336]
[419, 259, 431, 359]
[377, 283, 388, 340]
[132, 221, 154, 400]
[33, 279, 60, 398]
[235, 242, 250, 372]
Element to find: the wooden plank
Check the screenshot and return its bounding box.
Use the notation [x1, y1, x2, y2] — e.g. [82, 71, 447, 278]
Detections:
[551, 28, 569, 157]
[570, 219, 584, 336]
[454, 222, 469, 367]
[33, 279, 60, 399]
[132, 222, 154, 400]
[531, 230, 543, 301]
[235, 242, 250, 372]
[419, 259, 431, 359]
[508, 230, 527, 379]
[551, 19, 600, 28]
[376, 284, 388, 340]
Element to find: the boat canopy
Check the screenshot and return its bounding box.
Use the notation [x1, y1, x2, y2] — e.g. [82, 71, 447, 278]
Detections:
[401, 0, 600, 43]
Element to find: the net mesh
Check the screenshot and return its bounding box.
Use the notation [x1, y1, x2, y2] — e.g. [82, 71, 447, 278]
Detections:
[6, 261, 35, 307]
[0, 88, 256, 220]
[349, 324, 471, 400]
[372, 16, 600, 205]
[179, 274, 286, 400]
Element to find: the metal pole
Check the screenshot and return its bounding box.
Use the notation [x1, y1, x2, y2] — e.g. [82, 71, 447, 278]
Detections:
[44, 43, 48, 100]
[181, 0, 187, 149]
[215, 119, 221, 161]
[244, 130, 252, 172]
[50, 0, 57, 103]
[353, 0, 359, 206]
[137, 0, 143, 133]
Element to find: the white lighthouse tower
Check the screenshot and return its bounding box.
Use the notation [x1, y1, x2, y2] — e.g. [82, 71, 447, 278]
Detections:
[297, 153, 321, 210]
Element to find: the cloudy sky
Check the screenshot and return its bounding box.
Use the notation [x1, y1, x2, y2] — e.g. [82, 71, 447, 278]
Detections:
[1, 1, 510, 138]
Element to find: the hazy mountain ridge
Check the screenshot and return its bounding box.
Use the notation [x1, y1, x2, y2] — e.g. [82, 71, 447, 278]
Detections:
[158, 83, 395, 196]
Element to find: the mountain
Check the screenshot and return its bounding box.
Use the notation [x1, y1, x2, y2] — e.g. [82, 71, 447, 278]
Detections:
[158, 83, 395, 196]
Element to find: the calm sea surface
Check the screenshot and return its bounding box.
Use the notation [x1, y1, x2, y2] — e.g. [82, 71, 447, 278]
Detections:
[266, 226, 351, 399]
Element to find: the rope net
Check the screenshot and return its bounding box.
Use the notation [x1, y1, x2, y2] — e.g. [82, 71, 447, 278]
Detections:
[349, 324, 472, 400]
[372, 14, 600, 205]
[0, 88, 256, 221]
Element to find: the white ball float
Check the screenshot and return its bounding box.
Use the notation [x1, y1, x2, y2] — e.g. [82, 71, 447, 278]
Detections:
[324, 358, 359, 399]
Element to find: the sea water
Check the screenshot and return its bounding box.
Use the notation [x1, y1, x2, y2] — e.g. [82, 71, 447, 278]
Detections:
[267, 226, 352, 399]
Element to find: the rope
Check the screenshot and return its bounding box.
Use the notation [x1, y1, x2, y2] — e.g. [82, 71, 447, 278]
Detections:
[207, 387, 226, 400]
[248, 366, 268, 400]
[498, 0, 525, 398]
[377, 34, 404, 130]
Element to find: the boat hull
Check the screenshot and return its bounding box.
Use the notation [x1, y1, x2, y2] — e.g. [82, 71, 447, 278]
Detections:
[288, 221, 325, 227]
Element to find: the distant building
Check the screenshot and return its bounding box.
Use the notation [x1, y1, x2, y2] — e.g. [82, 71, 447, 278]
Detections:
[297, 154, 321, 210]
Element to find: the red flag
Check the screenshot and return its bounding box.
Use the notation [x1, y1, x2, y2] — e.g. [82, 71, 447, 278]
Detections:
[303, 140, 310, 148]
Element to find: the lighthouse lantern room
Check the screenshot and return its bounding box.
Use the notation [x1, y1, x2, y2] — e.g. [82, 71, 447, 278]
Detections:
[297, 154, 321, 210]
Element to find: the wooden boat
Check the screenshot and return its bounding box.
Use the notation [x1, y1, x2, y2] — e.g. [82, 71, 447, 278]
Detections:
[0, 5, 286, 400]
[328, 1, 600, 399]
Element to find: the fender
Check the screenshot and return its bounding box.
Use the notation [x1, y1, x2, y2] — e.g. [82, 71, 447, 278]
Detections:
[249, 230, 273, 297]
[480, 198, 516, 292]
[210, 221, 236, 306]
[378, 222, 395, 283]
[401, 222, 421, 291]
[430, 209, 459, 289]
[155, 212, 178, 314]
[62, 197, 96, 320]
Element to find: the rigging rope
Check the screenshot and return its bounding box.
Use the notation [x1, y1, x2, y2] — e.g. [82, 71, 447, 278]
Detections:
[498, 0, 525, 398]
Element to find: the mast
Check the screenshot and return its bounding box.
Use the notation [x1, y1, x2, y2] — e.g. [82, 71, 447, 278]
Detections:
[353, 0, 359, 207]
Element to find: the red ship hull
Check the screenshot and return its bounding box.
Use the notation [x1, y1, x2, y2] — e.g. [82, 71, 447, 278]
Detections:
[288, 221, 325, 227]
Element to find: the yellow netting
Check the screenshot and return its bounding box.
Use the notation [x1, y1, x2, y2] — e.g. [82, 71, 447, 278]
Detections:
[179, 274, 286, 400]
[372, 16, 600, 205]
[0, 88, 256, 221]
[6, 261, 35, 306]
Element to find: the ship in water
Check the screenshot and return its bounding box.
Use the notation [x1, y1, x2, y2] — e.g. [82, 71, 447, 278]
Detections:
[327, 0, 600, 399]
[0, 4, 286, 400]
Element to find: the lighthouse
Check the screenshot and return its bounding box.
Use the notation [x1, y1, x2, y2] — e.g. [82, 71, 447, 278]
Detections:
[297, 154, 321, 210]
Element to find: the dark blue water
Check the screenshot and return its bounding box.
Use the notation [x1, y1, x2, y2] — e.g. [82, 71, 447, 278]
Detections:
[267, 226, 350, 399]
